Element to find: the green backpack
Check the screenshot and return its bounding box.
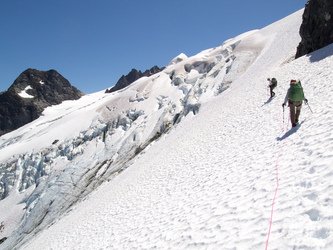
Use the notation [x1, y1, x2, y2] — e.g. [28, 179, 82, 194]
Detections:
[289, 80, 304, 101]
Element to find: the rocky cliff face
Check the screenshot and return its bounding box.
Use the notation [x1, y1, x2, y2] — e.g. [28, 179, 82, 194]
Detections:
[296, 0, 333, 58]
[105, 65, 164, 93]
[0, 69, 84, 136]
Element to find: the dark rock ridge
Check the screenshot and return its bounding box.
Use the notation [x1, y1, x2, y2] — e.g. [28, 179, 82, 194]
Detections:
[105, 65, 164, 93]
[0, 69, 84, 136]
[296, 0, 333, 58]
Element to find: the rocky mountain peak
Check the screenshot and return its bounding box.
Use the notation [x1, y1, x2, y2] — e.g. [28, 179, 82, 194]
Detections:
[105, 65, 164, 93]
[0, 69, 84, 136]
[296, 0, 333, 58]
[9, 68, 83, 103]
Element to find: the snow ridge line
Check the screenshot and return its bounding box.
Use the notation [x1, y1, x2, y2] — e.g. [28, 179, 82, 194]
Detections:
[266, 114, 289, 250]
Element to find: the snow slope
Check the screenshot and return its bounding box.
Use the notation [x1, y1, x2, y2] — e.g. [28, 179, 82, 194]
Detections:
[1, 8, 333, 249]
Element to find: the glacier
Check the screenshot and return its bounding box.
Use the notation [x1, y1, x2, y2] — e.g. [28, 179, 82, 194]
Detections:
[0, 22, 260, 248]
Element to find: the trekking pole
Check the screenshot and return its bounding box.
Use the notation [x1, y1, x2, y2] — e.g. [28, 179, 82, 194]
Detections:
[283, 105, 285, 129]
[306, 102, 313, 113]
[306, 101, 313, 113]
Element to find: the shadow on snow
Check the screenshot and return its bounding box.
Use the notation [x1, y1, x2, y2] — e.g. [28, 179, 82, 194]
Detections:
[276, 120, 305, 141]
[261, 96, 275, 106]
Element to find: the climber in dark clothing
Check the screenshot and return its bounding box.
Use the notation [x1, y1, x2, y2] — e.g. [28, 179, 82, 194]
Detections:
[267, 78, 277, 98]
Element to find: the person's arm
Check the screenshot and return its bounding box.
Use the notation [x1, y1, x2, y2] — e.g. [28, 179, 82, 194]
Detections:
[303, 92, 308, 103]
[300, 82, 307, 102]
[267, 78, 272, 87]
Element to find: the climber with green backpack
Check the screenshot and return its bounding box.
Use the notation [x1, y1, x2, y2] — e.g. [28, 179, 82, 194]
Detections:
[282, 79, 308, 127]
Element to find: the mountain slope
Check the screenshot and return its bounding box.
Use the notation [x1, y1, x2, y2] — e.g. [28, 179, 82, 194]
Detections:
[1, 9, 333, 249]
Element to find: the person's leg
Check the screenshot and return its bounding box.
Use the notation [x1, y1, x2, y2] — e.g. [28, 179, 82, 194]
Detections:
[289, 101, 297, 127]
[269, 87, 275, 98]
[295, 101, 302, 123]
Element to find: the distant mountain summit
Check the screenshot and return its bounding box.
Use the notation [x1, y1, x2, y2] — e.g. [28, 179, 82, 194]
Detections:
[105, 65, 164, 93]
[0, 69, 84, 136]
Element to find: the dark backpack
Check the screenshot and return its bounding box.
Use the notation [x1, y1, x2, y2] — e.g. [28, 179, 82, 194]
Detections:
[289, 80, 304, 101]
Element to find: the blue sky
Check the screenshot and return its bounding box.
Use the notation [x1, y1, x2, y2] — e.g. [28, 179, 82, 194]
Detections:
[1, 0, 307, 94]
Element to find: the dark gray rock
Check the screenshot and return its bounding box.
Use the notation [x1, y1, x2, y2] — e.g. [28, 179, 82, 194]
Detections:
[105, 65, 164, 93]
[0, 69, 84, 136]
[296, 0, 333, 58]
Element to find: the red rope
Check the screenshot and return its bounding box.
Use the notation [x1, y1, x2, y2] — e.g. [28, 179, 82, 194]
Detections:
[265, 109, 289, 249]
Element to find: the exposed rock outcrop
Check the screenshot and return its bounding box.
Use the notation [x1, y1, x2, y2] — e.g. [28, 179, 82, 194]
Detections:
[296, 0, 333, 58]
[105, 65, 164, 93]
[0, 69, 84, 136]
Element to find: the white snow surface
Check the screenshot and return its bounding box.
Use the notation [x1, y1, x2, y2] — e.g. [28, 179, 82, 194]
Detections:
[1, 9, 333, 249]
[18, 86, 34, 99]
